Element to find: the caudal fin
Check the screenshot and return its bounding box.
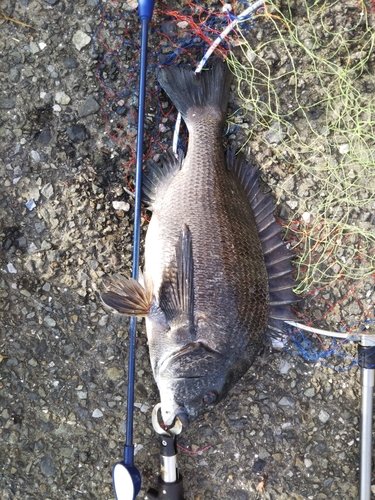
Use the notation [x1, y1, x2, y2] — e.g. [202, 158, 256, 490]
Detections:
[157, 60, 232, 126]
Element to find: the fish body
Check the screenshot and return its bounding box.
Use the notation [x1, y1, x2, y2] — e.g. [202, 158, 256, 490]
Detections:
[102, 61, 296, 426]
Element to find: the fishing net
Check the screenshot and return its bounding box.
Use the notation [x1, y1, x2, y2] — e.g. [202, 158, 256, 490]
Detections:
[92, 0, 375, 368]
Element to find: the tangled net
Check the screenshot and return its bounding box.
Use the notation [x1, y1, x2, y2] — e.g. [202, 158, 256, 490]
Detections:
[92, 0, 375, 367]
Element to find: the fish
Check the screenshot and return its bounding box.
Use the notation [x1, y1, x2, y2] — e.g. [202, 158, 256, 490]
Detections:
[101, 60, 296, 427]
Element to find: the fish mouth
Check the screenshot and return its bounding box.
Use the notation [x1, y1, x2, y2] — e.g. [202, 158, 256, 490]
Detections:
[174, 408, 189, 428]
[161, 404, 190, 428]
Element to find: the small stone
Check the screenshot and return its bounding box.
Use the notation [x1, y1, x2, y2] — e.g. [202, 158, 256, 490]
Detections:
[252, 458, 266, 472]
[98, 315, 108, 326]
[30, 150, 41, 162]
[264, 121, 285, 144]
[17, 237, 27, 248]
[72, 30, 91, 51]
[76, 391, 87, 400]
[44, 316, 56, 327]
[9, 68, 20, 83]
[278, 396, 295, 408]
[286, 200, 298, 210]
[67, 125, 87, 143]
[339, 143, 350, 154]
[38, 41, 47, 50]
[324, 478, 334, 488]
[304, 458, 313, 468]
[28, 242, 38, 253]
[7, 263, 17, 274]
[0, 96, 16, 109]
[302, 212, 311, 223]
[88, 259, 99, 270]
[40, 456, 55, 476]
[279, 360, 291, 374]
[67, 412, 76, 424]
[319, 410, 330, 423]
[41, 241, 52, 250]
[257, 447, 271, 459]
[41, 183, 54, 199]
[60, 447, 73, 458]
[28, 358, 38, 367]
[39, 129, 52, 145]
[29, 42, 40, 54]
[55, 91, 70, 105]
[53, 104, 61, 113]
[25, 199, 36, 211]
[304, 387, 315, 398]
[44, 0, 59, 4]
[64, 58, 78, 69]
[92, 408, 103, 418]
[332, 263, 341, 274]
[112, 201, 130, 212]
[78, 96, 100, 117]
[42, 282, 51, 292]
[106, 367, 125, 381]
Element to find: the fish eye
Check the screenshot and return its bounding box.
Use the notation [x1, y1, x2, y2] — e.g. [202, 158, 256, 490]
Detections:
[203, 391, 218, 405]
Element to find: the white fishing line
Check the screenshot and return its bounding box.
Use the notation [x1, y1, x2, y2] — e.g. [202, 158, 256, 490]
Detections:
[285, 320, 375, 345]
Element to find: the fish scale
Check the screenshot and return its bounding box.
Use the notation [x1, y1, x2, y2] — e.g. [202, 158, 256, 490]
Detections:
[101, 60, 297, 426]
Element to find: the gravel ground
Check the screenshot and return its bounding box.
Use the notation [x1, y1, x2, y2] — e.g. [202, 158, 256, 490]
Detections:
[0, 1, 373, 499]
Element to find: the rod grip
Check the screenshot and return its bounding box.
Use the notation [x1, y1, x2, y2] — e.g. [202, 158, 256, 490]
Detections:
[138, 0, 155, 20]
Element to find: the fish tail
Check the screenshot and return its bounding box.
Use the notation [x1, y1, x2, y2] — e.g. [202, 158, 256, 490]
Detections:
[101, 276, 153, 316]
[157, 60, 233, 126]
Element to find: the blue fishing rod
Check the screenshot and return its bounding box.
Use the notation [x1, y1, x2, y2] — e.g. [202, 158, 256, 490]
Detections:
[112, 1, 155, 499]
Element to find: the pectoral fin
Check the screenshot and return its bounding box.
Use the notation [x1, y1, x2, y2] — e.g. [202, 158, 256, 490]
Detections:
[101, 275, 153, 317]
[159, 224, 195, 331]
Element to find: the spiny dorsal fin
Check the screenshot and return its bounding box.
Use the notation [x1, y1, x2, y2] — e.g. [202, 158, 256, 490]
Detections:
[143, 147, 184, 206]
[101, 275, 153, 316]
[227, 151, 298, 331]
[159, 224, 195, 330]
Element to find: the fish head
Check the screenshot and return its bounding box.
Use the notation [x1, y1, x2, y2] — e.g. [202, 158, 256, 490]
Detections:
[157, 341, 235, 428]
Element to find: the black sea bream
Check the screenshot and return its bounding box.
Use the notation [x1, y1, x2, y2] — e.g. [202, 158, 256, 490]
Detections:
[101, 61, 296, 427]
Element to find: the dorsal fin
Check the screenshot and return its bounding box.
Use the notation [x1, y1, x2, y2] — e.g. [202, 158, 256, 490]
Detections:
[227, 151, 298, 331]
[159, 224, 195, 332]
[143, 147, 184, 206]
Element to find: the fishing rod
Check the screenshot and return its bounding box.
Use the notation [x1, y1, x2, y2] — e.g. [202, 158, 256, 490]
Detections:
[112, 1, 155, 499]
